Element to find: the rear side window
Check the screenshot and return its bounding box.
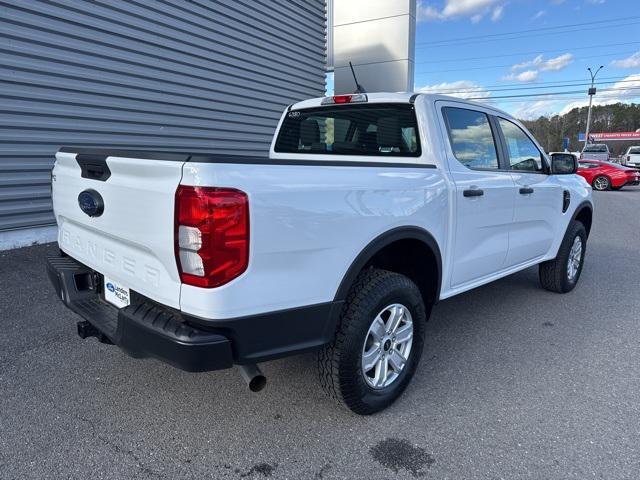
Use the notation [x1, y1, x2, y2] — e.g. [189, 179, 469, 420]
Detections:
[628, 147, 640, 154]
[274, 104, 421, 156]
[498, 118, 545, 173]
[443, 107, 499, 169]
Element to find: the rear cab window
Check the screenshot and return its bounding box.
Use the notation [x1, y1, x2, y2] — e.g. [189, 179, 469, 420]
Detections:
[583, 144, 608, 153]
[274, 104, 421, 156]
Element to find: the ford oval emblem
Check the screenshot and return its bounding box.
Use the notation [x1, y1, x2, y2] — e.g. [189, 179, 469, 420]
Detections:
[78, 189, 104, 217]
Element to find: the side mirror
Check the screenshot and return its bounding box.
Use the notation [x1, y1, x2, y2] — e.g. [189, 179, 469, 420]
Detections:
[550, 153, 578, 174]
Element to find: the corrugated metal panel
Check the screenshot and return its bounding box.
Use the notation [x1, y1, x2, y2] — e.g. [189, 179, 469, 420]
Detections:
[0, 0, 326, 231]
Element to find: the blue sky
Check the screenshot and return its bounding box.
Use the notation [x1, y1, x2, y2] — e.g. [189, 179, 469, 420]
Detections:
[413, 0, 640, 118]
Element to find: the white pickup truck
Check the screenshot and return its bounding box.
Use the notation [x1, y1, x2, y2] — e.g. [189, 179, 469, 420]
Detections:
[47, 93, 593, 414]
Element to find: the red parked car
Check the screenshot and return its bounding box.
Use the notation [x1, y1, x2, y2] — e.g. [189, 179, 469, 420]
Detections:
[577, 159, 640, 191]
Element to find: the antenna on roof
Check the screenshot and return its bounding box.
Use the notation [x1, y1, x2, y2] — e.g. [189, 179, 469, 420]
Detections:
[349, 61, 366, 94]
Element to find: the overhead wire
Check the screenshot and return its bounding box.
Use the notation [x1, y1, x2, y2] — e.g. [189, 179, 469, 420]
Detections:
[418, 78, 640, 96]
[414, 50, 638, 75]
[415, 15, 640, 47]
[415, 41, 640, 64]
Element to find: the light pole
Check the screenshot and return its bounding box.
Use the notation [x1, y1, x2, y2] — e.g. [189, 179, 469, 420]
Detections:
[584, 65, 603, 146]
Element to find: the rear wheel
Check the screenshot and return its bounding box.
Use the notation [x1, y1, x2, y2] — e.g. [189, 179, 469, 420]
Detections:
[539, 220, 587, 293]
[317, 268, 426, 415]
[592, 175, 610, 191]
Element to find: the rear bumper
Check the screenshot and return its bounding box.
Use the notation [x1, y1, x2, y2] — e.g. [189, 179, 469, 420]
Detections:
[46, 252, 341, 372]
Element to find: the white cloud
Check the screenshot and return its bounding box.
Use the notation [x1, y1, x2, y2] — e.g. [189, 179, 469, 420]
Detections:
[502, 70, 539, 82]
[511, 98, 562, 120]
[511, 53, 573, 72]
[417, 4, 445, 20]
[491, 5, 504, 21]
[532, 10, 546, 20]
[543, 53, 573, 71]
[512, 54, 544, 70]
[417, 0, 505, 22]
[416, 80, 491, 99]
[442, 0, 501, 16]
[611, 51, 640, 69]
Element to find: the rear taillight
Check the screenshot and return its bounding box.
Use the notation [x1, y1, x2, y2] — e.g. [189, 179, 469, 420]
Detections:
[175, 185, 249, 288]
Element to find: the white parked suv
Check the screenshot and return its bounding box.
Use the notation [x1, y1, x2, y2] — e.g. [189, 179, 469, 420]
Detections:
[623, 146, 640, 168]
[47, 93, 593, 414]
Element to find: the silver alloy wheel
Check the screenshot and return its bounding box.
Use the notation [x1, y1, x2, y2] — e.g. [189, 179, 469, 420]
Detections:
[567, 235, 583, 281]
[361, 303, 414, 389]
[593, 176, 609, 191]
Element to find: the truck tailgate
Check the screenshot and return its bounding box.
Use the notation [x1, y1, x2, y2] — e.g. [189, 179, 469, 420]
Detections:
[52, 150, 187, 308]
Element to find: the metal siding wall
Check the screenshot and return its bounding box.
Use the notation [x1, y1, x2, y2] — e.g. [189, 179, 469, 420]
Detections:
[0, 0, 326, 231]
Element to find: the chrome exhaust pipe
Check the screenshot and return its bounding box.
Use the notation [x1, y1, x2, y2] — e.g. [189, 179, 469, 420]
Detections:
[237, 364, 267, 392]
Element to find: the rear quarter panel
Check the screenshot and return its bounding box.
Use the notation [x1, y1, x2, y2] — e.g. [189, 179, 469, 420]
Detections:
[179, 162, 448, 319]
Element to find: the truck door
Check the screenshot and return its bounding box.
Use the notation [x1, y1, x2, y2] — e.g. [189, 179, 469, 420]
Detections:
[438, 104, 516, 288]
[494, 117, 562, 266]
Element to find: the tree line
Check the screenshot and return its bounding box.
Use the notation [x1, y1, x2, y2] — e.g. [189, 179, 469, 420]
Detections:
[521, 102, 640, 155]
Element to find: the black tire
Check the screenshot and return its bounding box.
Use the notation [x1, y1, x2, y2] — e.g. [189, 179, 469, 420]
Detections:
[317, 268, 427, 415]
[539, 220, 587, 293]
[592, 175, 610, 191]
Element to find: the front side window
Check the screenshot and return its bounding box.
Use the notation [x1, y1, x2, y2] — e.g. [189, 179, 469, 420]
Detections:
[274, 104, 421, 156]
[443, 107, 499, 169]
[498, 118, 545, 173]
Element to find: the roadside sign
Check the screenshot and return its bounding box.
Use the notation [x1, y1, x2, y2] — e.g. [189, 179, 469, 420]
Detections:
[580, 132, 640, 142]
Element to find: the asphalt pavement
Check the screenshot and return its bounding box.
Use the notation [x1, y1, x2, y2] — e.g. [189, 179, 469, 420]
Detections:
[1, 187, 639, 479]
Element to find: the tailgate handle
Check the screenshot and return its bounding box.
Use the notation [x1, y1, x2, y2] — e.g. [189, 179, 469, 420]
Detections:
[76, 154, 111, 181]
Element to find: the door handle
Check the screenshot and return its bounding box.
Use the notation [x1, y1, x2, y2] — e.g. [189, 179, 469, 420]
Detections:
[463, 188, 484, 197]
[519, 187, 534, 195]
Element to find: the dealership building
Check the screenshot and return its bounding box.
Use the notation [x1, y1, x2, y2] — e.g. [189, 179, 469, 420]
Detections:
[0, 0, 416, 249]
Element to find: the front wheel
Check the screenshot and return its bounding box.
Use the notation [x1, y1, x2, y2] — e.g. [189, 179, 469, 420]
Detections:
[539, 220, 587, 293]
[592, 175, 610, 191]
[317, 268, 426, 415]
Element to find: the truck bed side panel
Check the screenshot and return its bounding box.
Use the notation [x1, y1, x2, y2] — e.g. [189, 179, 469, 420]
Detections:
[179, 162, 448, 319]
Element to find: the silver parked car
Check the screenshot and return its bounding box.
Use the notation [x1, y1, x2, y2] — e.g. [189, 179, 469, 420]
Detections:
[581, 144, 610, 162]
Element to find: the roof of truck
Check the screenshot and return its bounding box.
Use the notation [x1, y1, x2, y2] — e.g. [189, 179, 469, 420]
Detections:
[290, 92, 512, 118]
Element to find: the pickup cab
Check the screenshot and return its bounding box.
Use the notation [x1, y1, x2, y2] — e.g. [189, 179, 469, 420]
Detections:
[47, 93, 593, 414]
